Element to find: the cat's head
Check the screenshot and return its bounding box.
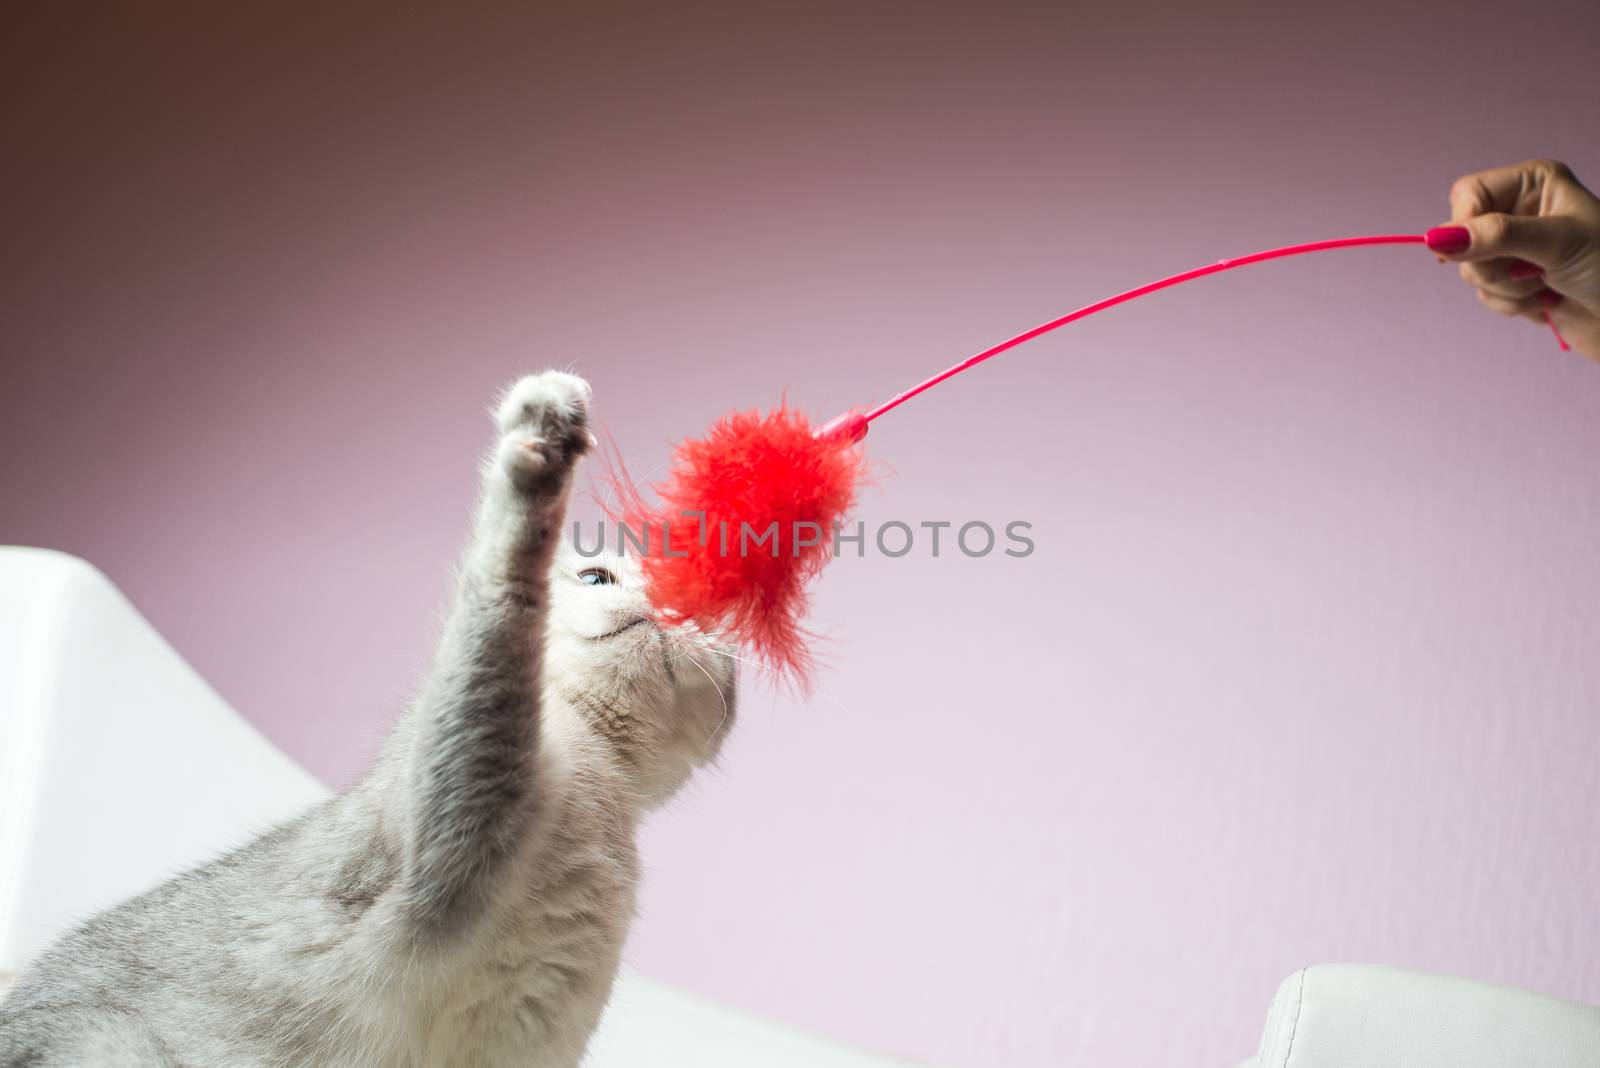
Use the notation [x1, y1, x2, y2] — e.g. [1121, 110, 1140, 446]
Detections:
[545, 541, 736, 808]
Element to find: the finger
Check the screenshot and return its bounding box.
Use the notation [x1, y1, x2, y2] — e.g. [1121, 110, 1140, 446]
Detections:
[1429, 211, 1581, 268]
[1447, 158, 1569, 219]
[1460, 257, 1543, 285]
[1459, 259, 1546, 299]
[1449, 162, 1534, 219]
[1476, 288, 1552, 324]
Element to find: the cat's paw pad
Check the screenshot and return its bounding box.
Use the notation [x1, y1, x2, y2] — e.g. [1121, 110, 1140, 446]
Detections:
[492, 372, 594, 488]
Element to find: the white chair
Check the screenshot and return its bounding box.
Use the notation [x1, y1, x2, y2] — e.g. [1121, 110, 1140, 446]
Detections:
[4, 546, 1599, 1066]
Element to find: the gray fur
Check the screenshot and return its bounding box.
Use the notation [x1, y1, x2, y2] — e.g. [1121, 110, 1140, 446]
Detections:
[0, 373, 737, 1067]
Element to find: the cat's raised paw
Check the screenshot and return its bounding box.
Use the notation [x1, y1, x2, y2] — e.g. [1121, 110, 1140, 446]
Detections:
[492, 372, 594, 490]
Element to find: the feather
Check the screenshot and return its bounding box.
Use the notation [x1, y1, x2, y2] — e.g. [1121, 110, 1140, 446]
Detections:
[611, 405, 868, 686]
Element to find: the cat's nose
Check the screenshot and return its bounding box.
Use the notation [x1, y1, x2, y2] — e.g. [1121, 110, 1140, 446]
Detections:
[591, 616, 653, 640]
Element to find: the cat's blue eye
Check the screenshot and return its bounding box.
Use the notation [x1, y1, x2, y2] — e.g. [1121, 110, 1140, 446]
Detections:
[578, 567, 616, 586]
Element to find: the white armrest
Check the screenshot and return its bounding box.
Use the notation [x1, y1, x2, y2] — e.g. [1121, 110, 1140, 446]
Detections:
[1255, 964, 1600, 1068]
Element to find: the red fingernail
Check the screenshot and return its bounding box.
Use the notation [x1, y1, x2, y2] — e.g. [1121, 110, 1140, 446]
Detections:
[1425, 226, 1471, 254]
[1537, 289, 1562, 307]
[1507, 260, 1543, 281]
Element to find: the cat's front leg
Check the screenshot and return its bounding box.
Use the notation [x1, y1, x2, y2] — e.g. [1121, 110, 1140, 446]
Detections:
[399, 371, 592, 938]
[473, 371, 595, 582]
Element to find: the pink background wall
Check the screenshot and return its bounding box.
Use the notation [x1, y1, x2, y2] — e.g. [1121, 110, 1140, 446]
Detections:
[5, 3, 1600, 1064]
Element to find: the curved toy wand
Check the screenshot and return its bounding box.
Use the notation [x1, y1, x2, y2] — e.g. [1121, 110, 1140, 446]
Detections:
[622, 232, 1565, 682]
[822, 234, 1436, 444]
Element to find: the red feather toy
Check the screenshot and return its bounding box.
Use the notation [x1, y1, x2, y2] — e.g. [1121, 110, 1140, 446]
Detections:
[613, 406, 868, 683]
[613, 233, 1564, 685]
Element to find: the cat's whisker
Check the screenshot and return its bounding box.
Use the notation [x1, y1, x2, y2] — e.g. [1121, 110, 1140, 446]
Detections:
[681, 652, 731, 751]
[596, 457, 670, 514]
[698, 644, 764, 669]
[698, 644, 853, 715]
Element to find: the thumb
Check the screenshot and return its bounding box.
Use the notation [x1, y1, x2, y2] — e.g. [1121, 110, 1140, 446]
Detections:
[1428, 212, 1579, 269]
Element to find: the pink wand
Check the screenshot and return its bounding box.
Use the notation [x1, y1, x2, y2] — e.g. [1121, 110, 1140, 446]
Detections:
[620, 232, 1540, 682]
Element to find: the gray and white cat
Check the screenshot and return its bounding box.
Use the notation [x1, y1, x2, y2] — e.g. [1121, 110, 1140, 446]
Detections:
[0, 372, 737, 1066]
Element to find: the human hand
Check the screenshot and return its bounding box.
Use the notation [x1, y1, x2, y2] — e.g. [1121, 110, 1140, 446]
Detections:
[1426, 159, 1600, 362]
